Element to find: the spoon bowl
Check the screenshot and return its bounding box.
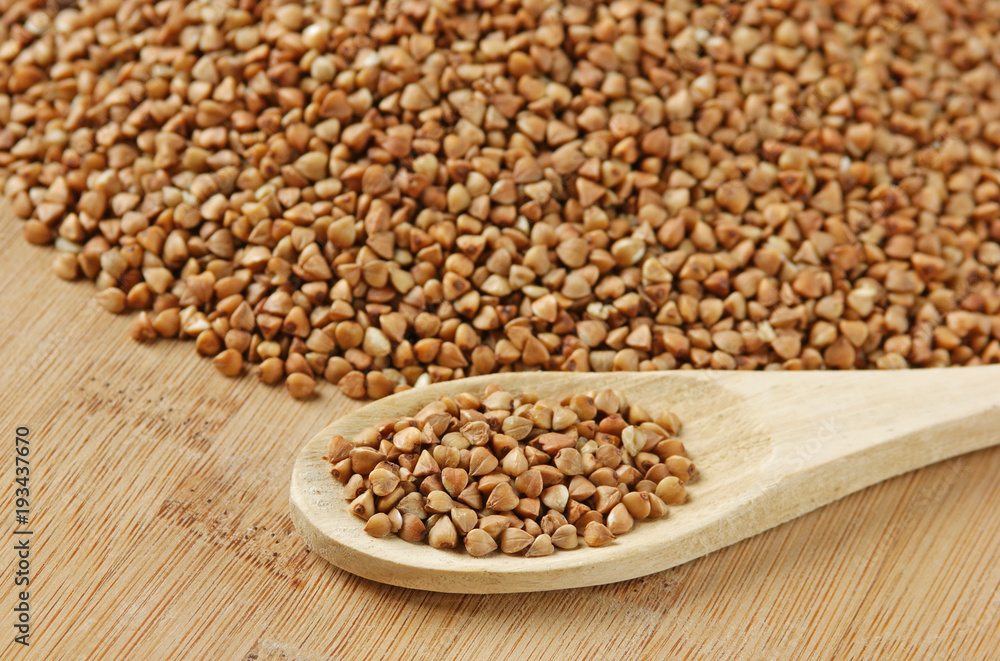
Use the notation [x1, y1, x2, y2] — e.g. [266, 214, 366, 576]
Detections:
[290, 366, 1000, 593]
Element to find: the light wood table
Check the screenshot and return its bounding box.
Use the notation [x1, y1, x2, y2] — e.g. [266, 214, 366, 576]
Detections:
[2, 214, 998, 659]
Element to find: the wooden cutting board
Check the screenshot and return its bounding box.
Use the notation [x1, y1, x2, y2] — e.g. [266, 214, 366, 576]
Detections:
[2, 209, 999, 659]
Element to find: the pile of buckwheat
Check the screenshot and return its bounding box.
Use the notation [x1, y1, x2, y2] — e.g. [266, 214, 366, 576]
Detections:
[2, 0, 999, 400]
[331, 386, 692, 555]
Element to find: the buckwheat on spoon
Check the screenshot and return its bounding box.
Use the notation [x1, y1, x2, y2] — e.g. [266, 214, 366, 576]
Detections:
[331, 385, 693, 557]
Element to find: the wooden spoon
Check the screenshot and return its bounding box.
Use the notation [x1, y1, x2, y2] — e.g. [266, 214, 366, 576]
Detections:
[290, 366, 1000, 593]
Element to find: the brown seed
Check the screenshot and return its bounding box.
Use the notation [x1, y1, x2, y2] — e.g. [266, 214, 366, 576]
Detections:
[23, 221, 52, 245]
[456, 482, 484, 510]
[478, 514, 512, 538]
[576, 178, 606, 207]
[513, 468, 543, 498]
[398, 513, 426, 542]
[326, 435, 355, 463]
[515, 497, 541, 520]
[450, 507, 478, 535]
[525, 534, 554, 557]
[362, 165, 392, 196]
[635, 479, 657, 494]
[540, 511, 568, 536]
[501, 446, 529, 476]
[369, 466, 400, 497]
[606, 503, 634, 535]
[535, 465, 567, 487]
[294, 152, 328, 181]
[551, 524, 579, 550]
[620, 426, 645, 457]
[502, 416, 534, 440]
[400, 83, 433, 111]
[635, 452, 659, 473]
[469, 446, 499, 476]
[655, 476, 687, 504]
[253, 357, 283, 385]
[647, 494, 669, 519]
[52, 253, 78, 280]
[716, 181, 751, 214]
[212, 349, 242, 377]
[129, 312, 156, 342]
[427, 515, 458, 549]
[616, 465, 643, 488]
[645, 463, 671, 484]
[342, 474, 365, 499]
[93, 288, 125, 314]
[441, 467, 469, 497]
[349, 490, 375, 520]
[534, 432, 575, 455]
[499, 528, 535, 555]
[572, 508, 601, 533]
[593, 485, 622, 514]
[485, 482, 519, 511]
[568, 395, 597, 421]
[439, 431, 469, 451]
[491, 434, 518, 458]
[590, 466, 619, 487]
[554, 448, 584, 476]
[366, 372, 395, 399]
[656, 412, 682, 436]
[339, 371, 367, 399]
[568, 475, 597, 501]
[350, 447, 385, 476]
[330, 458, 353, 484]
[432, 445, 460, 470]
[286, 372, 316, 399]
[378, 486, 406, 513]
[396, 493, 427, 520]
[465, 528, 498, 557]
[393, 427, 423, 453]
[666, 456, 697, 483]
[364, 512, 392, 538]
[594, 389, 623, 415]
[413, 450, 441, 477]
[513, 156, 542, 183]
[541, 484, 569, 512]
[622, 491, 652, 520]
[424, 490, 454, 514]
[483, 390, 513, 411]
[478, 473, 512, 496]
[583, 521, 615, 547]
[461, 421, 491, 446]
[654, 439, 686, 461]
[811, 181, 844, 214]
[387, 508, 403, 533]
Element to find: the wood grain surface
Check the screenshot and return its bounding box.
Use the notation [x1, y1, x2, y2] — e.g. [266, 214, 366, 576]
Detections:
[2, 209, 999, 660]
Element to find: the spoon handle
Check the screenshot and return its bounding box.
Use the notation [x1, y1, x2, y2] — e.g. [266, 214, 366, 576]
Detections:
[713, 365, 1000, 498]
